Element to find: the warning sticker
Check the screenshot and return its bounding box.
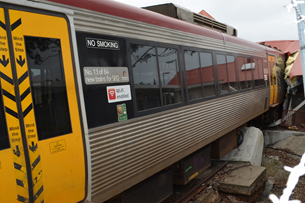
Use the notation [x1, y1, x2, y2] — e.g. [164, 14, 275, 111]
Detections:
[49, 140, 66, 154]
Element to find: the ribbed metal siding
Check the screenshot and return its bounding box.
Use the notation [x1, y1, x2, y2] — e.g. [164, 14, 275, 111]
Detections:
[89, 88, 269, 200]
[38, 1, 267, 57]
[193, 13, 227, 33]
[71, 10, 266, 58]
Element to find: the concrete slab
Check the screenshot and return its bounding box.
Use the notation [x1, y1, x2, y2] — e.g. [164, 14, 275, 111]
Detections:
[272, 135, 305, 156]
[221, 127, 264, 166]
[263, 130, 305, 146]
[218, 166, 266, 196]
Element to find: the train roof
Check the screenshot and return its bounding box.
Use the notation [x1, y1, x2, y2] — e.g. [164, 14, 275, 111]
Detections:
[45, 0, 283, 55]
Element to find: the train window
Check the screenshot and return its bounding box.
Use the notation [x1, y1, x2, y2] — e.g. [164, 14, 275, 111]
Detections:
[216, 54, 229, 94]
[0, 96, 9, 150]
[184, 51, 203, 100]
[25, 36, 72, 140]
[131, 44, 161, 110]
[237, 57, 247, 90]
[226, 56, 238, 92]
[200, 52, 216, 97]
[245, 58, 254, 88]
[258, 59, 264, 86]
[157, 47, 182, 105]
[253, 59, 260, 87]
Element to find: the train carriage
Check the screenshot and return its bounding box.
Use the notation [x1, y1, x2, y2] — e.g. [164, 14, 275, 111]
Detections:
[0, 0, 286, 202]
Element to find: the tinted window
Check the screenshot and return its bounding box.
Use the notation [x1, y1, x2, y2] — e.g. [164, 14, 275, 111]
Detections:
[77, 33, 133, 128]
[237, 57, 247, 90]
[253, 59, 260, 87]
[258, 59, 264, 86]
[25, 36, 72, 140]
[216, 54, 229, 94]
[0, 97, 9, 150]
[184, 51, 203, 100]
[227, 56, 238, 92]
[245, 58, 253, 88]
[157, 47, 182, 105]
[200, 52, 216, 97]
[131, 44, 161, 111]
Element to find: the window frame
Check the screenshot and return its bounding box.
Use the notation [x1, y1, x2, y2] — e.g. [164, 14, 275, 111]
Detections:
[182, 46, 218, 104]
[127, 38, 270, 117]
[215, 53, 230, 95]
[214, 51, 240, 95]
[252, 57, 268, 88]
[127, 38, 185, 117]
[226, 54, 239, 93]
[199, 51, 218, 98]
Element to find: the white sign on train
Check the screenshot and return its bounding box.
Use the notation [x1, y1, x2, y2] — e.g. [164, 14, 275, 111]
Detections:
[84, 67, 129, 85]
[86, 37, 119, 50]
[107, 85, 132, 103]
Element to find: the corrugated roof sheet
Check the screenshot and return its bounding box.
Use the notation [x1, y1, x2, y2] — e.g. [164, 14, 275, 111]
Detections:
[258, 40, 302, 79]
[258, 40, 299, 55]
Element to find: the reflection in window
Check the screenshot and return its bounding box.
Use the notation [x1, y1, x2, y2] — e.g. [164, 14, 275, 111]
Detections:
[253, 59, 260, 87]
[157, 47, 182, 105]
[216, 54, 229, 94]
[131, 44, 161, 111]
[0, 94, 9, 150]
[245, 58, 253, 88]
[200, 52, 216, 97]
[227, 56, 238, 92]
[185, 51, 202, 100]
[258, 60, 265, 86]
[237, 57, 247, 90]
[25, 36, 72, 140]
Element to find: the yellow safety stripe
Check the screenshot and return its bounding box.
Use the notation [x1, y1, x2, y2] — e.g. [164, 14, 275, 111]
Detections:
[10, 10, 44, 203]
[0, 8, 29, 203]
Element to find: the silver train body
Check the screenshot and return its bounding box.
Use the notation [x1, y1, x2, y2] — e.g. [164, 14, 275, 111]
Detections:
[2, 0, 286, 202]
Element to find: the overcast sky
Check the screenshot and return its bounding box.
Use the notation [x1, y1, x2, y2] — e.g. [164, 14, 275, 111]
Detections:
[114, 0, 299, 43]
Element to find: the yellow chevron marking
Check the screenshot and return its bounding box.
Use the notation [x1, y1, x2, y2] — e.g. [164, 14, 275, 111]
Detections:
[0, 8, 29, 203]
[10, 10, 44, 203]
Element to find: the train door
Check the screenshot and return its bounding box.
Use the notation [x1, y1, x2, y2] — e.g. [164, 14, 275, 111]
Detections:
[0, 7, 86, 202]
[0, 7, 29, 202]
[268, 55, 277, 105]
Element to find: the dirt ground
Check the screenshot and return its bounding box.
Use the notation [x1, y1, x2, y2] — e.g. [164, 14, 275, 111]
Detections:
[188, 146, 305, 203]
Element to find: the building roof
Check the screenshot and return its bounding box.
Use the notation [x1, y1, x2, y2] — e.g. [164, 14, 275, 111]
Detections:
[258, 40, 302, 79]
[258, 40, 299, 56]
[198, 10, 215, 20]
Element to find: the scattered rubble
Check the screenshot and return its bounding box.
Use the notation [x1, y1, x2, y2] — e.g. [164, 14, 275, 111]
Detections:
[164, 132, 305, 203]
[186, 134, 305, 203]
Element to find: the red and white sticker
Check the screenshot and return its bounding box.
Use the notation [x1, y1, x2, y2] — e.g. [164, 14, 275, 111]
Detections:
[107, 85, 132, 103]
[264, 74, 268, 81]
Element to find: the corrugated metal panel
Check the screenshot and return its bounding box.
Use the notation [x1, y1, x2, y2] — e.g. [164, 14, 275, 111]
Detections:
[89, 88, 269, 202]
[36, 0, 267, 57]
[71, 10, 266, 58]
